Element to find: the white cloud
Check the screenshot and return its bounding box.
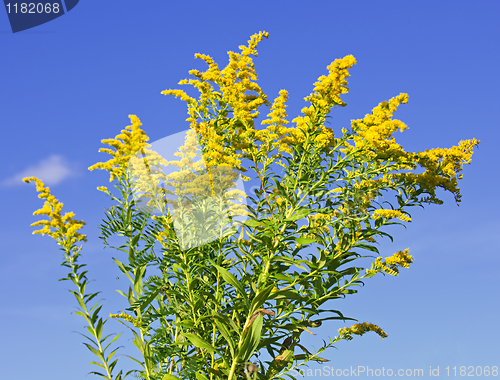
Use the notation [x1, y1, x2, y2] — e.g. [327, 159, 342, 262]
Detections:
[1, 154, 80, 186]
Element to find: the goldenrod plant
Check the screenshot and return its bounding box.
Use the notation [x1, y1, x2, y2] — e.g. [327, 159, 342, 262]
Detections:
[25, 31, 479, 380]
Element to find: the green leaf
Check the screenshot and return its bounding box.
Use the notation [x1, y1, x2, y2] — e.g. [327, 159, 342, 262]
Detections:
[213, 318, 236, 358]
[213, 314, 241, 335]
[103, 332, 122, 351]
[82, 342, 102, 358]
[266, 348, 295, 379]
[133, 265, 146, 297]
[173, 319, 195, 329]
[95, 318, 103, 341]
[269, 289, 303, 301]
[284, 208, 310, 222]
[139, 286, 161, 312]
[131, 329, 144, 353]
[129, 233, 141, 263]
[353, 242, 379, 254]
[126, 205, 133, 225]
[213, 264, 249, 307]
[163, 374, 181, 380]
[105, 346, 120, 363]
[295, 237, 316, 245]
[181, 332, 217, 353]
[73, 310, 87, 319]
[113, 258, 133, 283]
[240, 312, 263, 363]
[294, 354, 330, 362]
[74, 331, 98, 346]
[123, 353, 146, 369]
[70, 290, 87, 311]
[195, 371, 209, 380]
[244, 219, 260, 228]
[88, 361, 106, 370]
[90, 304, 103, 324]
[86, 371, 108, 379]
[250, 283, 275, 314]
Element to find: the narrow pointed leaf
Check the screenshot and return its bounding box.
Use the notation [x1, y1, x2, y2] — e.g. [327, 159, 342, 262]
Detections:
[180, 332, 217, 353]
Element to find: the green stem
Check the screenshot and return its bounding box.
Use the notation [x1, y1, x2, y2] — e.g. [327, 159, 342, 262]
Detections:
[65, 248, 115, 380]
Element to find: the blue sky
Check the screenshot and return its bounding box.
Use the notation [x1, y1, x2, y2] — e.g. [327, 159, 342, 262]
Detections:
[1, 1, 499, 379]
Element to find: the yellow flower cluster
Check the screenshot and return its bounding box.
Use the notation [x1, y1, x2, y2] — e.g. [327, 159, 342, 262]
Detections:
[342, 92, 480, 205]
[372, 249, 413, 276]
[333, 203, 359, 223]
[304, 55, 357, 113]
[371, 209, 412, 222]
[161, 34, 278, 181]
[338, 322, 388, 340]
[128, 152, 171, 214]
[160, 89, 196, 104]
[142, 30, 480, 227]
[314, 125, 336, 150]
[195, 121, 243, 171]
[151, 215, 177, 247]
[261, 89, 290, 129]
[221, 33, 270, 124]
[88, 115, 150, 182]
[410, 138, 480, 204]
[259, 90, 293, 154]
[417, 139, 478, 177]
[182, 131, 240, 200]
[23, 177, 87, 245]
[271, 55, 356, 152]
[349, 93, 409, 160]
[162, 33, 360, 175]
[163, 31, 270, 137]
[306, 213, 333, 236]
[352, 178, 388, 193]
[109, 312, 142, 327]
[129, 128, 209, 203]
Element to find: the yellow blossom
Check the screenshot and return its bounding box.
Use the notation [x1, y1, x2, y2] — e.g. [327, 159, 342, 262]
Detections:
[304, 55, 357, 113]
[109, 312, 142, 327]
[372, 209, 411, 222]
[306, 213, 333, 236]
[372, 249, 413, 276]
[88, 115, 150, 182]
[338, 322, 388, 340]
[23, 177, 87, 245]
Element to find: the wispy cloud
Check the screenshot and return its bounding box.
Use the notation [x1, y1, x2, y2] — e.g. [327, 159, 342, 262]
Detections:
[1, 154, 80, 187]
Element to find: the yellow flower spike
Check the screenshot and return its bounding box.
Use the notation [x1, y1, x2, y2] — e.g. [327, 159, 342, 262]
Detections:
[351, 93, 409, 156]
[96, 186, 111, 195]
[23, 177, 87, 245]
[304, 55, 357, 115]
[161, 89, 197, 104]
[89, 115, 150, 182]
[372, 249, 413, 276]
[338, 322, 388, 341]
[261, 89, 290, 129]
[109, 312, 142, 327]
[372, 209, 411, 223]
[164, 31, 272, 163]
